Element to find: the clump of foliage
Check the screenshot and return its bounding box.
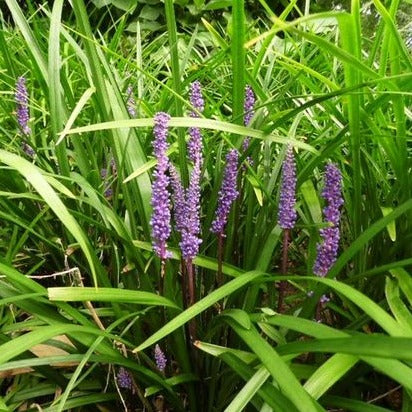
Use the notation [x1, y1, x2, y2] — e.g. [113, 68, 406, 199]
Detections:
[0, 0, 411, 411]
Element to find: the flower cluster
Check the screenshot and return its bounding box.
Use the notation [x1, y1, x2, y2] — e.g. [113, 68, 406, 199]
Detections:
[170, 164, 186, 233]
[242, 85, 255, 167]
[22, 142, 35, 158]
[15, 76, 31, 136]
[313, 163, 343, 277]
[211, 149, 239, 235]
[154, 344, 167, 372]
[278, 145, 297, 230]
[188, 81, 205, 164]
[150, 112, 172, 260]
[126, 85, 136, 118]
[168, 82, 204, 261]
[243, 84, 255, 128]
[180, 159, 202, 259]
[117, 367, 132, 390]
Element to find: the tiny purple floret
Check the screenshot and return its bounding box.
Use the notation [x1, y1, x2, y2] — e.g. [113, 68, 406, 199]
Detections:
[211, 149, 239, 235]
[150, 112, 172, 260]
[154, 344, 167, 372]
[278, 145, 297, 230]
[313, 163, 343, 277]
[15, 76, 31, 136]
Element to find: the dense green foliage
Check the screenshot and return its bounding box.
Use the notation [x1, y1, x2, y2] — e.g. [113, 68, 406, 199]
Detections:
[0, 0, 411, 411]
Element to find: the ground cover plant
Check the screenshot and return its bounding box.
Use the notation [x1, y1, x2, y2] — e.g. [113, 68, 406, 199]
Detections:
[0, 0, 412, 410]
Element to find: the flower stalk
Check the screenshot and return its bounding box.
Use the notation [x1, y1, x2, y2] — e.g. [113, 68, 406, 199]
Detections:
[277, 145, 297, 312]
[211, 149, 239, 284]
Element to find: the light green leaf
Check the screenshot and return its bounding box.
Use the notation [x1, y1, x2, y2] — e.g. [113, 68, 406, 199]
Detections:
[48, 287, 179, 309]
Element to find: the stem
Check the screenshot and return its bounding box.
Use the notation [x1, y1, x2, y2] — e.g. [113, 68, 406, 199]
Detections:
[315, 300, 322, 323]
[187, 259, 195, 307]
[180, 258, 188, 309]
[159, 259, 166, 297]
[186, 259, 196, 342]
[217, 233, 224, 286]
[277, 229, 290, 313]
[233, 171, 244, 266]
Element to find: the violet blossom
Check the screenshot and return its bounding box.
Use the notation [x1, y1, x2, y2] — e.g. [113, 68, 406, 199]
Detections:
[117, 367, 132, 390]
[22, 142, 35, 158]
[278, 145, 297, 230]
[154, 344, 167, 372]
[242, 85, 255, 164]
[180, 160, 202, 260]
[243, 84, 255, 128]
[170, 164, 186, 234]
[211, 149, 239, 235]
[313, 163, 343, 277]
[150, 112, 172, 260]
[15, 76, 31, 136]
[188, 81, 204, 163]
[126, 85, 136, 118]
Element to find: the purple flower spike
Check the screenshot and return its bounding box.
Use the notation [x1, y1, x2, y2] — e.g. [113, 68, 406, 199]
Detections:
[189, 80, 204, 113]
[243, 85, 255, 127]
[180, 160, 202, 259]
[170, 163, 202, 260]
[117, 367, 132, 390]
[154, 344, 167, 372]
[188, 81, 204, 164]
[22, 142, 35, 158]
[242, 85, 255, 166]
[211, 149, 239, 235]
[126, 85, 136, 118]
[15, 76, 31, 136]
[313, 163, 343, 277]
[170, 164, 186, 233]
[150, 112, 172, 260]
[278, 145, 297, 230]
[242, 137, 251, 152]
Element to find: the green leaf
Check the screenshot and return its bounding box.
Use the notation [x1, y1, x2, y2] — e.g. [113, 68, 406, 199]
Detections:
[390, 268, 412, 304]
[324, 395, 394, 411]
[380, 206, 396, 241]
[61, 117, 318, 154]
[225, 366, 270, 412]
[277, 336, 412, 361]
[385, 277, 412, 332]
[221, 309, 252, 329]
[301, 180, 322, 224]
[48, 287, 179, 309]
[140, 5, 161, 20]
[304, 354, 358, 399]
